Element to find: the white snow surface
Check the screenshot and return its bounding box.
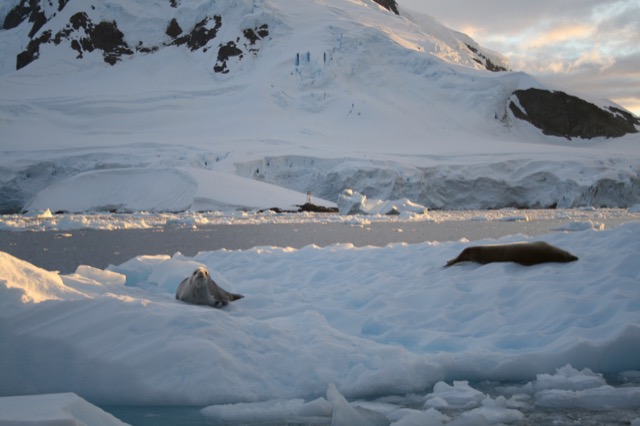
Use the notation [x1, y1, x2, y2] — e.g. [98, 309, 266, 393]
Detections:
[0, 393, 129, 426]
[0, 0, 639, 214]
[1, 222, 640, 424]
[337, 188, 427, 216]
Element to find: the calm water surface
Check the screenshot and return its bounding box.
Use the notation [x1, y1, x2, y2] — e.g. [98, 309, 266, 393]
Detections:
[1, 214, 637, 274]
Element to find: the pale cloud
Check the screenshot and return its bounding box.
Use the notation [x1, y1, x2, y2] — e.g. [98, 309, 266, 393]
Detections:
[523, 23, 594, 49]
[457, 25, 483, 41]
[572, 44, 615, 72]
[512, 43, 616, 75]
[613, 97, 640, 115]
[399, 0, 640, 115]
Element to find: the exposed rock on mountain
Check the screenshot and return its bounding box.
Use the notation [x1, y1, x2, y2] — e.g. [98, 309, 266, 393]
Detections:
[7, 0, 269, 72]
[214, 24, 269, 74]
[3, 0, 66, 36]
[170, 15, 222, 52]
[16, 12, 134, 69]
[510, 89, 639, 139]
[373, 0, 399, 15]
[165, 18, 182, 39]
[465, 43, 508, 72]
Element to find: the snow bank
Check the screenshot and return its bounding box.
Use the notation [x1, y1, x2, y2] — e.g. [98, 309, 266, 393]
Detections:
[1, 223, 640, 423]
[337, 188, 428, 216]
[0, 393, 129, 426]
[25, 168, 197, 213]
[0, 251, 87, 315]
[24, 166, 335, 213]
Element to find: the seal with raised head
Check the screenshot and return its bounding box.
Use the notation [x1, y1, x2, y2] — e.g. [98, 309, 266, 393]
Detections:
[176, 267, 244, 308]
[445, 241, 578, 267]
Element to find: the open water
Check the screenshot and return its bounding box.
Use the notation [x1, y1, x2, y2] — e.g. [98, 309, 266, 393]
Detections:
[1, 213, 637, 274]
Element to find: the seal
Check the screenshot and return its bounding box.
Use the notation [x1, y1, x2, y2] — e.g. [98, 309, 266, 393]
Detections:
[175, 267, 244, 308]
[445, 241, 578, 267]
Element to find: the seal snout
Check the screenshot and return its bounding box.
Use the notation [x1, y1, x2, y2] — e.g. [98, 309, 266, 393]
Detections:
[193, 268, 208, 280]
[566, 253, 579, 262]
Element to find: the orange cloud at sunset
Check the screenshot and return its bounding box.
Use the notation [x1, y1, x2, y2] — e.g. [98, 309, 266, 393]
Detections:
[523, 23, 594, 49]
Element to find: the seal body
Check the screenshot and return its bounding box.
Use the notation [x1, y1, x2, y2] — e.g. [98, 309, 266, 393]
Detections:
[176, 267, 244, 308]
[445, 241, 578, 267]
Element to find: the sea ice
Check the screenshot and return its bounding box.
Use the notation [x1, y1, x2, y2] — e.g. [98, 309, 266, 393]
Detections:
[1, 223, 639, 424]
[0, 393, 129, 426]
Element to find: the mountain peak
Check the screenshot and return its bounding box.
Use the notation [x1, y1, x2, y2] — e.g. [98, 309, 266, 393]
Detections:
[2, 0, 507, 74]
[0, 0, 636, 148]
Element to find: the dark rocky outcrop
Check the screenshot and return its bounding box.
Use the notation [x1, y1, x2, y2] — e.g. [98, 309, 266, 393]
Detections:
[465, 44, 507, 72]
[165, 18, 183, 38]
[86, 20, 133, 64]
[4, 0, 38, 30]
[297, 202, 339, 213]
[213, 24, 269, 73]
[259, 203, 339, 214]
[373, 0, 399, 15]
[16, 11, 133, 69]
[172, 15, 222, 51]
[16, 29, 51, 69]
[608, 106, 640, 127]
[7, 0, 268, 73]
[4, 0, 67, 35]
[3, 3, 32, 30]
[27, 9, 47, 37]
[166, 16, 268, 73]
[213, 41, 243, 73]
[510, 88, 639, 139]
[243, 24, 269, 45]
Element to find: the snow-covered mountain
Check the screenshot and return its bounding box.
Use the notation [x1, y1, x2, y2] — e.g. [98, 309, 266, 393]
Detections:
[0, 0, 638, 213]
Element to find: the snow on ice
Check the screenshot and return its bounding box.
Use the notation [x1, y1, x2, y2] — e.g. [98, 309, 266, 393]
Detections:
[0, 393, 128, 426]
[337, 188, 427, 216]
[1, 222, 640, 424]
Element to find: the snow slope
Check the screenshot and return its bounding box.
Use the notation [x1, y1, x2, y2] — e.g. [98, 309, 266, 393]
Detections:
[1, 222, 639, 424]
[0, 0, 638, 213]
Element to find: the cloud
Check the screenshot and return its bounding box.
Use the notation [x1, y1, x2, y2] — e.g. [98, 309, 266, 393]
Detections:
[510, 43, 616, 74]
[533, 50, 640, 114]
[399, 0, 640, 115]
[522, 23, 594, 49]
[572, 45, 616, 71]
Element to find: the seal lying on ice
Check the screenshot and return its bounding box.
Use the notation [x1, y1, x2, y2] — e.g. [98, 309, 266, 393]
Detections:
[445, 241, 578, 267]
[176, 267, 244, 308]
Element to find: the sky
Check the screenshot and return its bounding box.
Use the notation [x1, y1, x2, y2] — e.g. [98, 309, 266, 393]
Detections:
[401, 0, 640, 116]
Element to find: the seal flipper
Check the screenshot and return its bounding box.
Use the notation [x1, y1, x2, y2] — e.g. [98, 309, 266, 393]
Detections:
[444, 258, 458, 267]
[228, 293, 244, 302]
